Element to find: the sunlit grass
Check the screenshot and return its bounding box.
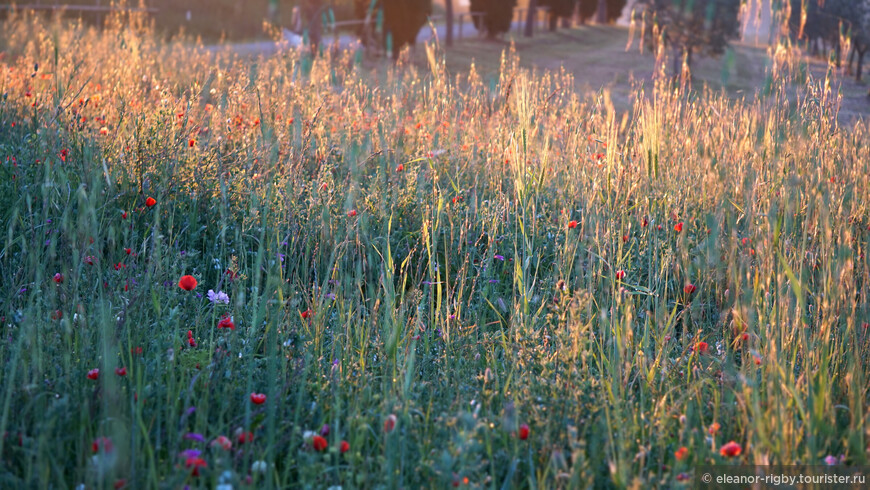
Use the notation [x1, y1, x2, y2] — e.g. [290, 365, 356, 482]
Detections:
[0, 8, 869, 489]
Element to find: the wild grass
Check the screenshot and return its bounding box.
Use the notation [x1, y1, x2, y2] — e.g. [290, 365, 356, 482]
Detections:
[0, 9, 869, 490]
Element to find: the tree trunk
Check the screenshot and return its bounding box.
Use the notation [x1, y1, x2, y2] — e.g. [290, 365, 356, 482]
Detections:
[303, 0, 323, 50]
[268, 0, 279, 23]
[848, 46, 857, 76]
[858, 49, 866, 82]
[549, 12, 558, 31]
[525, 0, 537, 37]
[445, 0, 454, 46]
[672, 45, 682, 79]
[597, 0, 606, 24]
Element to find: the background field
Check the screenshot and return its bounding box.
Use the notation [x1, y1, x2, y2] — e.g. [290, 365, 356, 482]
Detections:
[1, 6, 869, 490]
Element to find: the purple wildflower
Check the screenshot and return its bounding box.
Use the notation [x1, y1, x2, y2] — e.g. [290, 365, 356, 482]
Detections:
[184, 433, 205, 443]
[179, 448, 201, 459]
[207, 289, 230, 305]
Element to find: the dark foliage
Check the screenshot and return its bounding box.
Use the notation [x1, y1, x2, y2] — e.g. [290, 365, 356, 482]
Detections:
[789, 0, 870, 80]
[470, 0, 519, 37]
[578, 0, 597, 23]
[636, 0, 741, 72]
[541, 0, 576, 30]
[606, 0, 627, 23]
[576, 0, 624, 24]
[355, 0, 432, 56]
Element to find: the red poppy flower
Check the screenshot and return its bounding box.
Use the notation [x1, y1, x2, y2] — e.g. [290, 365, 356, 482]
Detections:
[114, 263, 125, 271]
[178, 275, 198, 291]
[642, 217, 648, 227]
[211, 435, 232, 450]
[124, 248, 132, 255]
[675, 446, 688, 461]
[708, 422, 721, 435]
[85, 256, 95, 265]
[518, 423, 530, 440]
[300, 309, 313, 319]
[615, 270, 626, 281]
[121, 211, 128, 219]
[113, 479, 126, 489]
[217, 315, 235, 330]
[694, 342, 709, 355]
[115, 367, 127, 376]
[92, 437, 113, 453]
[719, 441, 742, 457]
[340, 440, 350, 453]
[741, 237, 750, 246]
[53, 273, 64, 284]
[145, 197, 156, 207]
[320, 182, 328, 191]
[250, 393, 266, 405]
[396, 163, 404, 172]
[87, 368, 100, 380]
[311, 435, 328, 451]
[622, 234, 629, 243]
[683, 284, 697, 295]
[674, 222, 683, 232]
[347, 209, 357, 217]
[384, 414, 397, 433]
[568, 220, 578, 229]
[236, 429, 254, 445]
[185, 457, 207, 476]
[51, 310, 63, 320]
[188, 139, 195, 147]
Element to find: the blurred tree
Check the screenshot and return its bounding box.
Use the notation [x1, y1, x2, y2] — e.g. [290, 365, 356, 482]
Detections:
[302, 0, 324, 48]
[354, 0, 431, 56]
[578, 0, 597, 24]
[854, 4, 870, 81]
[470, 0, 518, 38]
[526, 0, 538, 36]
[636, 0, 742, 75]
[585, 0, 621, 24]
[445, 0, 454, 46]
[541, 0, 576, 31]
[605, 0, 627, 23]
[269, 0, 279, 23]
[790, 0, 870, 79]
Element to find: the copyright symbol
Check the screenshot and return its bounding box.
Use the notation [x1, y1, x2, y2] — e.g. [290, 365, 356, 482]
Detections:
[702, 473, 712, 483]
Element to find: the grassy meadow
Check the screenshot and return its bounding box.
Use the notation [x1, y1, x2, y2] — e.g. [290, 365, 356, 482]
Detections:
[1, 9, 870, 490]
